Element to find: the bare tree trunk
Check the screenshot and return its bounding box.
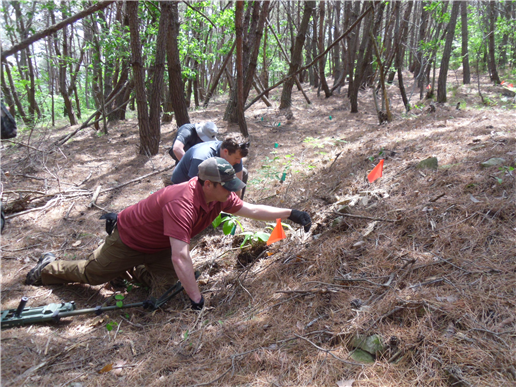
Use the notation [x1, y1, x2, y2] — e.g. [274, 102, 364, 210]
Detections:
[127, 1, 154, 155]
[318, 2, 331, 98]
[224, 1, 269, 124]
[487, 1, 501, 84]
[261, 26, 269, 98]
[235, 1, 248, 137]
[278, 1, 315, 109]
[461, 2, 471, 84]
[349, 2, 374, 113]
[203, 41, 235, 108]
[437, 1, 461, 103]
[165, 1, 190, 127]
[53, 2, 77, 125]
[147, 1, 171, 155]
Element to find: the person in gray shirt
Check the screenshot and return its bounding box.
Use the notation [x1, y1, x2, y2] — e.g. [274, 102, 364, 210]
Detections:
[171, 133, 249, 199]
[168, 122, 218, 163]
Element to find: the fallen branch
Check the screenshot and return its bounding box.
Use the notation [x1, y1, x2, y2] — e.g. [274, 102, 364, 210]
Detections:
[4, 197, 60, 220]
[1, 139, 49, 153]
[100, 164, 175, 194]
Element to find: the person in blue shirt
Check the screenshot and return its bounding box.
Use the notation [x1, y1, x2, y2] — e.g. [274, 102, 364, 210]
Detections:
[171, 133, 249, 199]
[168, 122, 219, 163]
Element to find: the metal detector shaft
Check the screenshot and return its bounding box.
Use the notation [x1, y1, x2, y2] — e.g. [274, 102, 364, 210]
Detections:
[1, 273, 198, 329]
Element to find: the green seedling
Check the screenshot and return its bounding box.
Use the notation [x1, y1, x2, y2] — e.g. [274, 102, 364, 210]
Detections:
[115, 294, 125, 308]
[212, 213, 244, 235]
[106, 321, 118, 331]
[239, 231, 270, 248]
[496, 165, 514, 184]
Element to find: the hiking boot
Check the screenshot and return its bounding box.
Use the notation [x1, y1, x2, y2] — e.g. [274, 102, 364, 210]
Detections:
[25, 252, 56, 286]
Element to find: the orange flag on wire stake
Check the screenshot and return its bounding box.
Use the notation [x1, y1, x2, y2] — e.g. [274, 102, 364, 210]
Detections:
[368, 159, 384, 183]
[267, 218, 286, 246]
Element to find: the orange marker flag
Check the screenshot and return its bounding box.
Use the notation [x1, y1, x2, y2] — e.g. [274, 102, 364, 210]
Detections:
[367, 159, 384, 183]
[267, 218, 286, 246]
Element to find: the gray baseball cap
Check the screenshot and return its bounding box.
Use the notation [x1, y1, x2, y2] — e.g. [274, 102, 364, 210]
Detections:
[195, 122, 218, 142]
[198, 157, 246, 192]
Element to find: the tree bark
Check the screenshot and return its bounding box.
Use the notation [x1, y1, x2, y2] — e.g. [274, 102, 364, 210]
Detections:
[461, 2, 471, 84]
[235, 1, 248, 137]
[224, 1, 269, 124]
[349, 2, 374, 113]
[487, 1, 501, 84]
[165, 1, 190, 127]
[127, 1, 154, 155]
[437, 1, 461, 103]
[203, 41, 235, 108]
[147, 1, 171, 155]
[278, 1, 315, 109]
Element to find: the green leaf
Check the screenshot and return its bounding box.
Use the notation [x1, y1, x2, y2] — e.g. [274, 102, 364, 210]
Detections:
[115, 294, 125, 300]
[254, 232, 270, 242]
[116, 301, 123, 308]
[240, 234, 252, 248]
[223, 219, 234, 235]
[212, 214, 222, 229]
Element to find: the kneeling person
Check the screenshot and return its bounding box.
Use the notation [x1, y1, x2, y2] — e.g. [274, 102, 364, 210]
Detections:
[169, 121, 219, 163]
[26, 158, 311, 310]
[172, 132, 249, 199]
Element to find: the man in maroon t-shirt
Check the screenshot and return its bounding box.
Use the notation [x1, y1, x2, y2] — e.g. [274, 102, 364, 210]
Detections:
[26, 158, 311, 310]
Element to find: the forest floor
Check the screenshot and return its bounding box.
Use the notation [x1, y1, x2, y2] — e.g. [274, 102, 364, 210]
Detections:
[1, 71, 515, 387]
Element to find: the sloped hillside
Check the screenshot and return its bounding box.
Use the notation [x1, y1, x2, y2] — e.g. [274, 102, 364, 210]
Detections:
[1, 76, 515, 386]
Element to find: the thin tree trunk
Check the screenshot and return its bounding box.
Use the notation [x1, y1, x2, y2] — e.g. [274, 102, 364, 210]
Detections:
[165, 1, 190, 127]
[203, 41, 236, 108]
[487, 1, 501, 84]
[235, 1, 248, 136]
[437, 1, 461, 103]
[277, 1, 315, 109]
[147, 1, 170, 155]
[127, 1, 154, 155]
[318, 1, 331, 98]
[461, 2, 471, 84]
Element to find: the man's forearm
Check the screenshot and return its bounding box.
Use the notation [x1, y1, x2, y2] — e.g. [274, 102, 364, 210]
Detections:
[173, 141, 186, 161]
[236, 203, 291, 221]
[171, 253, 202, 303]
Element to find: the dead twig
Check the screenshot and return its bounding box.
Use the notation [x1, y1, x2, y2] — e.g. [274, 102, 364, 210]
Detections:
[100, 165, 175, 193]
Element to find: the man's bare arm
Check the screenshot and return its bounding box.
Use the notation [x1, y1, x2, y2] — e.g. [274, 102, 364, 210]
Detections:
[234, 202, 291, 221]
[172, 140, 186, 161]
[169, 237, 202, 303]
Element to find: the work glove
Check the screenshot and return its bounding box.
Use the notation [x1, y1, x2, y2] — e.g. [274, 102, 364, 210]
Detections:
[190, 295, 205, 311]
[288, 209, 312, 232]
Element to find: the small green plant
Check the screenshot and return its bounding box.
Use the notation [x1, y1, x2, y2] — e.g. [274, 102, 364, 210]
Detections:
[496, 165, 514, 184]
[239, 231, 270, 248]
[115, 294, 125, 308]
[303, 136, 341, 148]
[212, 213, 244, 235]
[369, 148, 384, 162]
[106, 321, 118, 331]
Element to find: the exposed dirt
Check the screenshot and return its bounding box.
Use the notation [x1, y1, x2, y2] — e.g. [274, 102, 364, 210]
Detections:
[1, 73, 515, 387]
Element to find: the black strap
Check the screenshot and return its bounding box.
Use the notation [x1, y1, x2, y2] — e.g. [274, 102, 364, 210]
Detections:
[100, 213, 118, 235]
